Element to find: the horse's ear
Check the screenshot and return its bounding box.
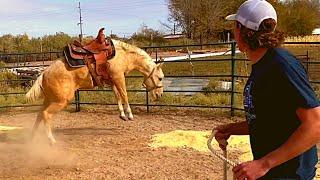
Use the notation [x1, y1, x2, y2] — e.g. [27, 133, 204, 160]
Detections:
[157, 63, 164, 69]
[146, 49, 152, 56]
[157, 57, 164, 69]
[97, 28, 106, 44]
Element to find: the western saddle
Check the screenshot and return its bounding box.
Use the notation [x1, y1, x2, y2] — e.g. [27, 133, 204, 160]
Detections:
[63, 28, 116, 87]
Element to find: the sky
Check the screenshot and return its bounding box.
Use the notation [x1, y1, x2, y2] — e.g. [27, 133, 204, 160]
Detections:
[0, 0, 170, 38]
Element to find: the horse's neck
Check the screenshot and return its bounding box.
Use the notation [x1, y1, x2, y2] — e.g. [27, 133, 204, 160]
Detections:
[115, 40, 154, 77]
[133, 58, 155, 77]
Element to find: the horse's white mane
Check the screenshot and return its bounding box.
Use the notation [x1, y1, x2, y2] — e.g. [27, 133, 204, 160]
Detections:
[112, 39, 152, 62]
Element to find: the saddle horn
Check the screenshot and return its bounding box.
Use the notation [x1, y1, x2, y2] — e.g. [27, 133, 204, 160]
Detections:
[97, 28, 106, 43]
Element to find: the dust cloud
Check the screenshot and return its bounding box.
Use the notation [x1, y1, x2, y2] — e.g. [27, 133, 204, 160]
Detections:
[0, 128, 76, 173]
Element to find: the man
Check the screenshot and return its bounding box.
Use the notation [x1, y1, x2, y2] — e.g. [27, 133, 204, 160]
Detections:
[215, 0, 320, 179]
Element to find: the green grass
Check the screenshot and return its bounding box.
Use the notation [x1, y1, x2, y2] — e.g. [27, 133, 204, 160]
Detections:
[152, 92, 230, 107]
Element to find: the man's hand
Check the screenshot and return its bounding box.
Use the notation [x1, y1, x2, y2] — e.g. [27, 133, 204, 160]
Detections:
[214, 124, 232, 150]
[232, 159, 270, 180]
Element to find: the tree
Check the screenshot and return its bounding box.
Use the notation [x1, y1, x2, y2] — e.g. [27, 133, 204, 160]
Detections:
[131, 24, 166, 46]
[110, 34, 119, 39]
[0, 35, 14, 53]
[15, 33, 31, 52]
[41, 32, 74, 52]
[278, 0, 320, 36]
[167, 0, 244, 41]
[167, 0, 320, 40]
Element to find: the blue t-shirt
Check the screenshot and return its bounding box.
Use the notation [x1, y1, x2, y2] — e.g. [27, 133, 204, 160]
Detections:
[243, 48, 320, 179]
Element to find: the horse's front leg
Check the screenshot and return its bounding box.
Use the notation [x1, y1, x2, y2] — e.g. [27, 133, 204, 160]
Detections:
[113, 78, 134, 120]
[124, 100, 133, 120]
[112, 85, 126, 120]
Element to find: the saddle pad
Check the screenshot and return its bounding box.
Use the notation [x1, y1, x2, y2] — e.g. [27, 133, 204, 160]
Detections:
[63, 46, 86, 68]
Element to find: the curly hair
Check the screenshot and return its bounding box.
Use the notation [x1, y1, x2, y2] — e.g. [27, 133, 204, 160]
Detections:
[238, 18, 285, 50]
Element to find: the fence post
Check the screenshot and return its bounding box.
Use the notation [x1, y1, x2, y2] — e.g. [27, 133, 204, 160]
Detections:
[143, 46, 150, 113]
[306, 50, 309, 75]
[17, 55, 20, 66]
[75, 90, 81, 112]
[146, 90, 149, 113]
[230, 42, 236, 116]
[156, 48, 158, 62]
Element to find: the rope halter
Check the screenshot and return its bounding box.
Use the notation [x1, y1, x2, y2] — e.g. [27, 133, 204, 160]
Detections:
[142, 66, 163, 91]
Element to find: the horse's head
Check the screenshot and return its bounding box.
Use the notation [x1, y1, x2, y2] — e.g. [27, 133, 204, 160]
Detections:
[142, 60, 164, 101]
[112, 40, 164, 101]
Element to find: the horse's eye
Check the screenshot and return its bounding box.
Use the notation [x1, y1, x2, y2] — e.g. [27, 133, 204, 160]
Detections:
[159, 78, 163, 81]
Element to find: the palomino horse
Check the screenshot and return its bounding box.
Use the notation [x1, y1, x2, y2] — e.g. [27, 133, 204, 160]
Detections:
[26, 30, 164, 144]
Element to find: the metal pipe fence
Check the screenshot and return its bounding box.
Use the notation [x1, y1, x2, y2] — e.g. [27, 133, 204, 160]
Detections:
[0, 42, 319, 116]
[0, 51, 61, 66]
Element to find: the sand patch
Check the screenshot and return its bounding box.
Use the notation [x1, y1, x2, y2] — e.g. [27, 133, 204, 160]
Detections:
[0, 125, 23, 131]
[149, 130, 252, 162]
[149, 130, 320, 178]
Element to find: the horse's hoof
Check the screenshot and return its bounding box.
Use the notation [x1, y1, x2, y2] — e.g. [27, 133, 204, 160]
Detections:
[128, 113, 134, 121]
[120, 115, 127, 121]
[49, 139, 56, 146]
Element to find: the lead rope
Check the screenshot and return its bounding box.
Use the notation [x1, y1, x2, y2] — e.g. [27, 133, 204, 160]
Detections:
[207, 129, 239, 180]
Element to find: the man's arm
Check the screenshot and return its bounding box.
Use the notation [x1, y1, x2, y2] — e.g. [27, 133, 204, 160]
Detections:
[233, 106, 320, 179]
[215, 121, 249, 150]
[261, 106, 320, 169]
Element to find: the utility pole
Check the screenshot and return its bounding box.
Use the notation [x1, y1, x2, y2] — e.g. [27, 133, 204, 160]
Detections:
[40, 38, 42, 52]
[77, 1, 83, 43]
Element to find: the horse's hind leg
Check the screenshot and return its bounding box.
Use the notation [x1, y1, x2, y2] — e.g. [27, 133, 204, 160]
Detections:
[44, 101, 68, 144]
[34, 100, 68, 145]
[31, 110, 45, 140]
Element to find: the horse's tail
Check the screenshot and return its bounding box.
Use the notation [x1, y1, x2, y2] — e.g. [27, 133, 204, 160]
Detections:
[26, 73, 44, 102]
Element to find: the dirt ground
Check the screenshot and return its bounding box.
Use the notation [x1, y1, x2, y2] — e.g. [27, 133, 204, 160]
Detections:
[0, 108, 242, 180]
[1, 108, 319, 180]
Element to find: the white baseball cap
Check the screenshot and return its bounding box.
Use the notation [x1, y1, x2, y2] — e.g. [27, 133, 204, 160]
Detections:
[226, 0, 277, 31]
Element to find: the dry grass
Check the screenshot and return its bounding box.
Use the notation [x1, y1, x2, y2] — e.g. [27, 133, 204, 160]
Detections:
[285, 35, 320, 42]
